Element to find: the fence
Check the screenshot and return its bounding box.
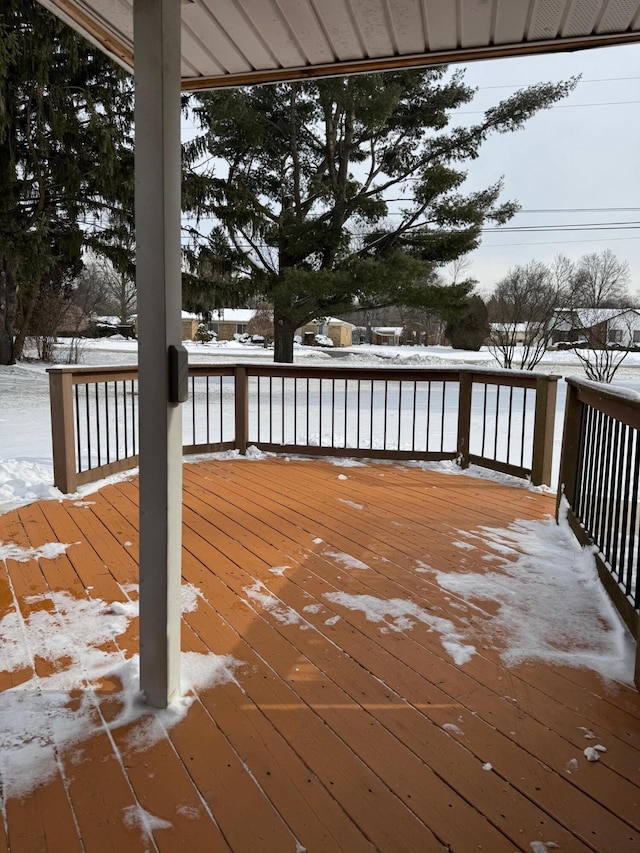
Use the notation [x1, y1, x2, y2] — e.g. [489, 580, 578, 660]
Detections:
[558, 377, 640, 687]
[48, 363, 557, 496]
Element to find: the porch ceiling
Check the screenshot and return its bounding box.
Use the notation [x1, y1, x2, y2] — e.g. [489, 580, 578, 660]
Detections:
[37, 0, 640, 90]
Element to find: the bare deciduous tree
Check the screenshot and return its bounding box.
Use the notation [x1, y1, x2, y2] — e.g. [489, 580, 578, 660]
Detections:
[490, 249, 635, 382]
[568, 308, 637, 382]
[488, 261, 564, 369]
[76, 257, 137, 326]
[560, 250, 635, 382]
[572, 249, 632, 308]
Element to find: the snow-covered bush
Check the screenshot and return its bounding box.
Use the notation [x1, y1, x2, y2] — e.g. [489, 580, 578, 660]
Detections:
[315, 333, 334, 347]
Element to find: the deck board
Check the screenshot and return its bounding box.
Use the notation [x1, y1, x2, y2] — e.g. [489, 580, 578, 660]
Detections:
[0, 458, 639, 852]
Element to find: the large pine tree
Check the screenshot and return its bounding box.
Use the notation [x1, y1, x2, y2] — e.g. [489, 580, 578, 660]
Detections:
[0, 0, 133, 364]
[183, 70, 576, 362]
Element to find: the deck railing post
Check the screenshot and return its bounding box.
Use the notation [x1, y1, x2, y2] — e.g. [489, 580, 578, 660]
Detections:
[235, 365, 249, 454]
[531, 375, 558, 487]
[456, 371, 472, 469]
[48, 369, 77, 494]
[556, 379, 582, 520]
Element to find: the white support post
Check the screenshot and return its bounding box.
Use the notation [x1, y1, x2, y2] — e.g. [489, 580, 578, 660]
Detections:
[134, 0, 182, 708]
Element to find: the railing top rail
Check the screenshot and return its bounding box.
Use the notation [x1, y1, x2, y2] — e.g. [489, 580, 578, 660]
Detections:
[566, 375, 640, 430]
[47, 361, 559, 387]
[187, 364, 236, 377]
[47, 364, 139, 377]
[241, 363, 558, 385]
[46, 363, 236, 381]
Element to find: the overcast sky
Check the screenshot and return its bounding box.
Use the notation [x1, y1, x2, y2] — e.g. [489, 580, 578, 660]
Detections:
[454, 41, 640, 297]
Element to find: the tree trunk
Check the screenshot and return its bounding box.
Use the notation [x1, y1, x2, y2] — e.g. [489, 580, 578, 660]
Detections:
[11, 287, 38, 362]
[0, 259, 17, 365]
[273, 309, 297, 363]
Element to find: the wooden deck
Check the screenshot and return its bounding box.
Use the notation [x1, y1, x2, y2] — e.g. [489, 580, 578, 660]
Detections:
[0, 458, 639, 852]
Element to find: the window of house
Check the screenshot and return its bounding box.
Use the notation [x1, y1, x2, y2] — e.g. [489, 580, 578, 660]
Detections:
[608, 329, 622, 343]
[633, 330, 640, 343]
[236, 324, 247, 334]
[208, 323, 219, 334]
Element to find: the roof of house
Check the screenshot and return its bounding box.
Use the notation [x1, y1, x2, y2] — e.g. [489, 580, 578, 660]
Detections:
[181, 309, 256, 323]
[306, 317, 355, 328]
[209, 309, 256, 324]
[490, 323, 537, 333]
[555, 308, 640, 328]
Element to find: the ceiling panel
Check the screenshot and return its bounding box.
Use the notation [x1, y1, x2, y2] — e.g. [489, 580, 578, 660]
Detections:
[460, 0, 494, 48]
[235, 0, 308, 67]
[180, 27, 226, 78]
[598, 0, 640, 31]
[387, 0, 427, 55]
[182, 4, 253, 74]
[37, 0, 640, 90]
[201, 0, 279, 71]
[274, 0, 336, 64]
[561, 0, 602, 37]
[528, 0, 565, 40]
[423, 0, 459, 51]
[311, 0, 364, 61]
[493, 0, 529, 43]
[349, 0, 397, 57]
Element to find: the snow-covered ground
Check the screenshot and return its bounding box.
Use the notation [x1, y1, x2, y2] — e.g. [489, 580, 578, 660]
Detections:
[3, 336, 640, 515]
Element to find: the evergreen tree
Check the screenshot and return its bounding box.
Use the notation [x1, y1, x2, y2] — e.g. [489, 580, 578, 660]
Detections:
[183, 70, 576, 362]
[446, 294, 489, 351]
[0, 0, 134, 364]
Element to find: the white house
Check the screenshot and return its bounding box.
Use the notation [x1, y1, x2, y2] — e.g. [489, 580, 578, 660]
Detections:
[489, 323, 542, 345]
[552, 308, 640, 348]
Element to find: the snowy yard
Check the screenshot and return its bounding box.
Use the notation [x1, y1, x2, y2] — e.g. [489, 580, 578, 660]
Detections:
[3, 336, 640, 514]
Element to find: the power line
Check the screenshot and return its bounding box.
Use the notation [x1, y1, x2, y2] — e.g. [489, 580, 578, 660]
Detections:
[381, 205, 640, 216]
[476, 75, 640, 90]
[479, 235, 640, 248]
[179, 218, 640, 236]
[482, 221, 640, 233]
[456, 99, 640, 115]
[513, 207, 640, 214]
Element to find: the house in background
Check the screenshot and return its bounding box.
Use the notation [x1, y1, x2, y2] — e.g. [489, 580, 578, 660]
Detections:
[207, 308, 256, 341]
[371, 326, 403, 346]
[54, 303, 92, 338]
[552, 308, 640, 348]
[181, 312, 200, 341]
[489, 322, 542, 345]
[401, 322, 425, 345]
[181, 309, 256, 341]
[298, 317, 354, 347]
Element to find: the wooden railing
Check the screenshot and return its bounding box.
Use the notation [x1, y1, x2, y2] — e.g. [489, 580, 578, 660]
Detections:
[558, 377, 640, 687]
[48, 363, 558, 495]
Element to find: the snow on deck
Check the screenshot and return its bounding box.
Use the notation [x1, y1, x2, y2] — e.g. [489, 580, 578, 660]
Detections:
[0, 458, 639, 852]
